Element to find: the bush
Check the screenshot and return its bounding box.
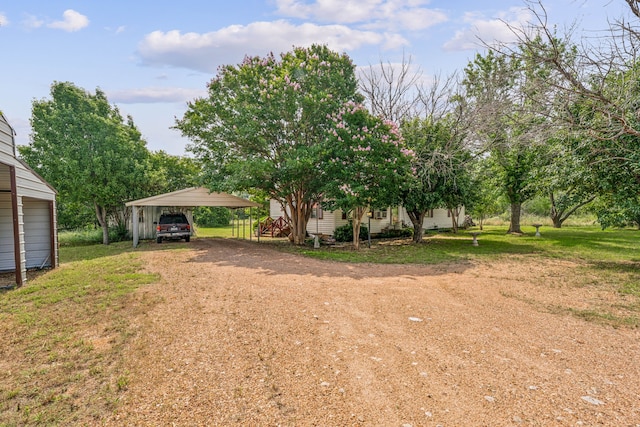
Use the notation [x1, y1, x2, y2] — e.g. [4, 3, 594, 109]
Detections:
[334, 222, 369, 242]
[59, 225, 129, 246]
[194, 207, 232, 227]
[109, 224, 129, 242]
[378, 227, 413, 239]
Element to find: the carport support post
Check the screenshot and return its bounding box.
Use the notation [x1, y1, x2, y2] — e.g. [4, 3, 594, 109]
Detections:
[132, 205, 139, 248]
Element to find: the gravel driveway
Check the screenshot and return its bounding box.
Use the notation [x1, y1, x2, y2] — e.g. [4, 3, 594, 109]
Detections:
[106, 238, 640, 426]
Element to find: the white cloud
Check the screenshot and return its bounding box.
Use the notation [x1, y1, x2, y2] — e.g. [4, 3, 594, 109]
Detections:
[274, 0, 447, 31]
[0, 13, 9, 27]
[47, 9, 89, 32]
[443, 7, 533, 51]
[137, 20, 405, 73]
[22, 14, 44, 29]
[108, 87, 206, 104]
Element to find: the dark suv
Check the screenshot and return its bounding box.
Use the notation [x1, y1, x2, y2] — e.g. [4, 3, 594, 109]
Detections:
[156, 213, 191, 243]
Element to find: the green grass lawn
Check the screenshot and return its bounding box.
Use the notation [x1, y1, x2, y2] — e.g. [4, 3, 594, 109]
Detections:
[268, 224, 639, 264]
[193, 220, 256, 239]
[0, 248, 160, 425]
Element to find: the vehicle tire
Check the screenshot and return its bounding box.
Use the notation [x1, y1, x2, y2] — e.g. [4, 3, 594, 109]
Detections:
[185, 235, 190, 242]
[156, 237, 162, 244]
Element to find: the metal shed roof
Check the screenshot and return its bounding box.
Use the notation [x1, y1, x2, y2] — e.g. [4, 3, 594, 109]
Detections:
[125, 187, 260, 208]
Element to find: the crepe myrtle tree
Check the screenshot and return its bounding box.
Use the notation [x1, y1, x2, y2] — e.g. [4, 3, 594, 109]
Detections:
[176, 44, 362, 245]
[322, 102, 411, 249]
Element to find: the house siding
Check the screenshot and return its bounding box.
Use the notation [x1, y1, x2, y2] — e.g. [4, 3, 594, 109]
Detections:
[270, 200, 465, 236]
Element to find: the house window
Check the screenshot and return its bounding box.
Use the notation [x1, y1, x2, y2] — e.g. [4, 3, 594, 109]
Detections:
[310, 203, 323, 220]
[426, 209, 434, 218]
[341, 211, 347, 220]
[374, 210, 388, 220]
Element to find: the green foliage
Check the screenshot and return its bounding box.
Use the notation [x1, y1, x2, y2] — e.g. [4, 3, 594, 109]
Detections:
[321, 103, 409, 247]
[462, 45, 557, 233]
[176, 45, 362, 244]
[193, 206, 232, 227]
[400, 116, 472, 238]
[56, 200, 96, 230]
[20, 82, 151, 244]
[523, 195, 552, 217]
[591, 193, 640, 229]
[148, 151, 200, 194]
[333, 222, 369, 243]
[378, 227, 414, 238]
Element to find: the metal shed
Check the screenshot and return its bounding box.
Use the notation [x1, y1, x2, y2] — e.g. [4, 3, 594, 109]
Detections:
[0, 112, 58, 286]
[125, 187, 260, 247]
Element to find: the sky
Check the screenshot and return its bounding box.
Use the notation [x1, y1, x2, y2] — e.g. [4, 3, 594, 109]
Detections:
[0, 0, 633, 156]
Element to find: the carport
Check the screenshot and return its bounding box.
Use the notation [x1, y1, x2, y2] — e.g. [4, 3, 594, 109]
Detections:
[125, 187, 260, 248]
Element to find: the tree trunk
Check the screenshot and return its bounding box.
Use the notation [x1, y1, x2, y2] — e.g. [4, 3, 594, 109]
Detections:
[406, 209, 426, 243]
[507, 202, 522, 234]
[549, 192, 564, 228]
[449, 207, 460, 233]
[352, 206, 367, 250]
[95, 203, 110, 245]
[285, 192, 312, 245]
[549, 193, 595, 229]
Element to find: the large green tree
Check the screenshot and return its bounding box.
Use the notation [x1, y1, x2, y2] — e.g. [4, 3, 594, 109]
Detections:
[176, 45, 362, 244]
[148, 150, 200, 194]
[322, 103, 409, 249]
[20, 81, 150, 244]
[400, 117, 470, 241]
[463, 48, 553, 234]
[536, 133, 596, 228]
[501, 2, 640, 225]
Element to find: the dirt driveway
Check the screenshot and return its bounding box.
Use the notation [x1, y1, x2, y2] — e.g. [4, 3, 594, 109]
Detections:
[107, 238, 640, 426]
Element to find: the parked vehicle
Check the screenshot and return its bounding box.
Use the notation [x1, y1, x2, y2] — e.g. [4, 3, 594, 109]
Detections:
[156, 213, 191, 243]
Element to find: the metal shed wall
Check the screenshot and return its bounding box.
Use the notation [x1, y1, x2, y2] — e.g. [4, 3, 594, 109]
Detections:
[0, 113, 57, 284]
[0, 193, 14, 271]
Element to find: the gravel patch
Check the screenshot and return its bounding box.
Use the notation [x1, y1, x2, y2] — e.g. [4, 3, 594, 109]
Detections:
[105, 238, 640, 426]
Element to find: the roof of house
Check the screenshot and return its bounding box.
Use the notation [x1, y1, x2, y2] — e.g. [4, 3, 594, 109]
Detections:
[125, 187, 260, 208]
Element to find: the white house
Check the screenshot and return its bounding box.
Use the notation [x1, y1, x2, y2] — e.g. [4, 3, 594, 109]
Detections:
[269, 199, 464, 237]
[0, 112, 58, 286]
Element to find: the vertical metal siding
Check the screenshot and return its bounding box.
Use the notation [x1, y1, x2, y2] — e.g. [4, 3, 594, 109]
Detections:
[0, 116, 14, 158]
[23, 198, 51, 268]
[0, 193, 14, 271]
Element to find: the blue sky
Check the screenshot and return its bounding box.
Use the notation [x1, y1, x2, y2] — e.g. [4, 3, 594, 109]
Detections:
[0, 0, 632, 156]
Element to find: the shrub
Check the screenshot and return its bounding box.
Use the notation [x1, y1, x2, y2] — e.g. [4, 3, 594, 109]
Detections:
[194, 207, 232, 227]
[378, 227, 413, 239]
[334, 222, 369, 242]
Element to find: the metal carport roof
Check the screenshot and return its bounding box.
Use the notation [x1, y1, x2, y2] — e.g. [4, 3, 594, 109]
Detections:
[125, 187, 260, 208]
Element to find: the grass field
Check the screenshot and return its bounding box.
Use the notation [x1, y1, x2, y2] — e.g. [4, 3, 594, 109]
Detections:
[1, 224, 638, 425]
